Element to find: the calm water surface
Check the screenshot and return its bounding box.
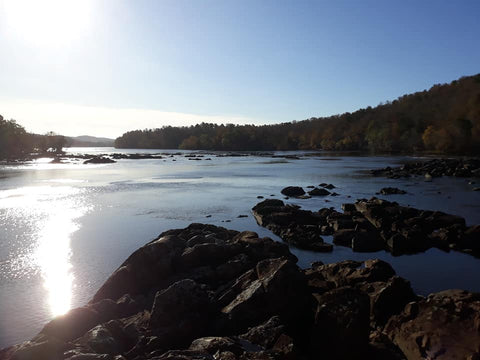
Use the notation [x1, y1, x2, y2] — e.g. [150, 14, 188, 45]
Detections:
[0, 148, 479, 347]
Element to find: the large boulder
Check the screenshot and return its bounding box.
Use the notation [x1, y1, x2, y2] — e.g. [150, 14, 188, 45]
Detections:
[280, 186, 305, 197]
[92, 235, 185, 302]
[40, 307, 103, 342]
[221, 258, 310, 333]
[385, 289, 480, 360]
[1, 337, 66, 360]
[311, 287, 371, 358]
[149, 279, 212, 349]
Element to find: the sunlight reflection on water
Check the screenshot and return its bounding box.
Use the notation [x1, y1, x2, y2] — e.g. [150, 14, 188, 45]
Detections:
[0, 185, 91, 316]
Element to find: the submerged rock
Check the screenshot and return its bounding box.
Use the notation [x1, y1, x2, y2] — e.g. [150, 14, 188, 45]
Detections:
[83, 157, 116, 164]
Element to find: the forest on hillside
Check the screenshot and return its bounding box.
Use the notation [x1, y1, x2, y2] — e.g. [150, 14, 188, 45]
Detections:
[0, 115, 66, 159]
[115, 74, 480, 153]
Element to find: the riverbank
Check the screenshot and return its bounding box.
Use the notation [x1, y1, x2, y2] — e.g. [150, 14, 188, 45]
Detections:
[1, 223, 478, 360]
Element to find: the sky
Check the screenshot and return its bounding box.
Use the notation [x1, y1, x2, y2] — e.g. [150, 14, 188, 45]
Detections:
[0, 0, 479, 138]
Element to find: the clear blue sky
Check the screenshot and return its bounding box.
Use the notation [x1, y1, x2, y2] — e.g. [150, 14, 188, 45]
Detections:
[0, 0, 479, 137]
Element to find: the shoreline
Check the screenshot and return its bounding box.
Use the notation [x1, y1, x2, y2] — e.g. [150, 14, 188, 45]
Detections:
[1, 223, 479, 360]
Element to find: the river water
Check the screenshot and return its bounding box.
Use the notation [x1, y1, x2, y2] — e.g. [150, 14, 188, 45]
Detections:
[0, 148, 479, 347]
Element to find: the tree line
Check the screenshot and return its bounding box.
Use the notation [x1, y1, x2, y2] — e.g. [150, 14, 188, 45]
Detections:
[115, 73, 480, 153]
[0, 115, 66, 159]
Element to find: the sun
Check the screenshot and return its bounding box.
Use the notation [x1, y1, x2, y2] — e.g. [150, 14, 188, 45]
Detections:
[1, 0, 93, 46]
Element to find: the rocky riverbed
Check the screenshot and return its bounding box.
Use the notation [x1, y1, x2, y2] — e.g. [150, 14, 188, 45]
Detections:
[1, 223, 479, 360]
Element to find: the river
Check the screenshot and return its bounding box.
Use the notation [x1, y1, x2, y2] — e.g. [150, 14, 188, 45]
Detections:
[0, 148, 479, 347]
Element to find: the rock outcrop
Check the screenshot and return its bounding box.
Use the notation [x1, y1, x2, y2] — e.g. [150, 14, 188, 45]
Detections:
[1, 224, 479, 360]
[252, 199, 333, 252]
[385, 290, 480, 360]
[252, 197, 479, 256]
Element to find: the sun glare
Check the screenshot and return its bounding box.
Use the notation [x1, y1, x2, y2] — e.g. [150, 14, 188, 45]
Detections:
[2, 0, 93, 46]
[0, 185, 90, 317]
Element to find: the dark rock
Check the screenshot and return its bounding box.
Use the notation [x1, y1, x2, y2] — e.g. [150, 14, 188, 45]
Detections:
[65, 354, 115, 360]
[188, 337, 240, 355]
[310, 259, 396, 288]
[459, 225, 480, 253]
[5, 222, 479, 360]
[379, 187, 407, 195]
[332, 228, 356, 246]
[371, 158, 480, 180]
[181, 243, 230, 268]
[149, 279, 212, 348]
[280, 186, 305, 197]
[186, 234, 208, 247]
[308, 187, 330, 196]
[239, 316, 285, 348]
[221, 258, 309, 332]
[385, 289, 480, 360]
[311, 287, 371, 358]
[92, 234, 184, 302]
[252, 199, 333, 252]
[83, 157, 116, 164]
[153, 350, 214, 359]
[351, 231, 385, 252]
[79, 323, 122, 355]
[5, 337, 66, 360]
[368, 276, 416, 326]
[40, 307, 104, 342]
[341, 203, 357, 213]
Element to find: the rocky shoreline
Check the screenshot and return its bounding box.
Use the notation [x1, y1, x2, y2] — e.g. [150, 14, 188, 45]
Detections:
[370, 158, 480, 180]
[1, 223, 479, 360]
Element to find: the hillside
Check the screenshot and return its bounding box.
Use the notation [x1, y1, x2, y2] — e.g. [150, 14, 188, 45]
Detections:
[115, 73, 480, 153]
[67, 135, 114, 147]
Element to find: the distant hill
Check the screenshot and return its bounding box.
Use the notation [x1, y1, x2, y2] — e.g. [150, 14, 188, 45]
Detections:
[67, 135, 114, 147]
[115, 73, 480, 154]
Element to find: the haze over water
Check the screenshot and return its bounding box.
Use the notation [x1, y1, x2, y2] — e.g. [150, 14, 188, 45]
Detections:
[0, 148, 479, 347]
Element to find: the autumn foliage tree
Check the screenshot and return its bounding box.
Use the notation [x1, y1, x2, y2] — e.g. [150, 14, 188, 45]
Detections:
[113, 73, 480, 154]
